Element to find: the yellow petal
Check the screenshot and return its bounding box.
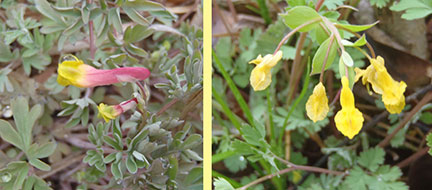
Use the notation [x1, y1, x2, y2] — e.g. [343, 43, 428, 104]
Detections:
[340, 77, 354, 108]
[356, 56, 407, 114]
[306, 82, 329, 122]
[265, 50, 283, 68]
[334, 107, 364, 139]
[382, 81, 407, 114]
[249, 51, 283, 91]
[57, 58, 87, 87]
[249, 55, 263, 65]
[97, 103, 121, 122]
[250, 66, 271, 91]
[334, 76, 364, 139]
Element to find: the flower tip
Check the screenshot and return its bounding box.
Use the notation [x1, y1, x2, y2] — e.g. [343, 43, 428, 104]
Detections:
[306, 82, 329, 123]
[97, 103, 120, 122]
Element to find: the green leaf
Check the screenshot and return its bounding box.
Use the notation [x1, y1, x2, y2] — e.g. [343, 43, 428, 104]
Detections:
[132, 151, 149, 166]
[390, 0, 432, 20]
[126, 43, 148, 57]
[214, 37, 233, 71]
[427, 133, 432, 156]
[34, 0, 65, 25]
[287, 0, 306, 6]
[63, 18, 84, 36]
[123, 0, 167, 12]
[33, 142, 57, 159]
[184, 149, 203, 161]
[103, 136, 122, 150]
[111, 162, 123, 180]
[342, 166, 368, 190]
[123, 7, 150, 26]
[323, 0, 346, 10]
[167, 155, 178, 180]
[340, 50, 354, 67]
[9, 161, 30, 189]
[280, 6, 322, 32]
[358, 147, 385, 172]
[255, 18, 287, 55]
[29, 159, 51, 171]
[223, 155, 247, 173]
[240, 124, 264, 147]
[181, 134, 202, 150]
[103, 153, 116, 163]
[214, 177, 235, 190]
[129, 129, 149, 150]
[420, 112, 432, 124]
[0, 120, 23, 150]
[23, 175, 36, 190]
[108, 8, 123, 33]
[123, 24, 154, 43]
[369, 0, 390, 8]
[335, 21, 379, 32]
[213, 51, 255, 126]
[0, 68, 14, 93]
[311, 37, 338, 75]
[232, 140, 255, 155]
[376, 165, 402, 181]
[126, 156, 137, 174]
[342, 34, 367, 47]
[0, 41, 15, 62]
[51, 5, 81, 17]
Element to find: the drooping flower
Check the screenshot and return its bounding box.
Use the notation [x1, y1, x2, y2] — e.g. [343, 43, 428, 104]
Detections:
[355, 56, 406, 114]
[57, 55, 150, 88]
[97, 98, 138, 122]
[306, 82, 329, 122]
[334, 76, 364, 139]
[249, 51, 283, 91]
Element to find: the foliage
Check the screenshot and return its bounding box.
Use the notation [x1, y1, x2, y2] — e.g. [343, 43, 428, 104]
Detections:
[212, 0, 421, 189]
[390, 0, 432, 20]
[0, 0, 202, 189]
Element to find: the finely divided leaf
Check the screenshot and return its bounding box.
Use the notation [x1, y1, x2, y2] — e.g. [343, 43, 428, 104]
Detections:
[358, 147, 385, 172]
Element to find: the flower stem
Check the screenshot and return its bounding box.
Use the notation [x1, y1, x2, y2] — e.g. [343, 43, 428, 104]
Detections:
[320, 34, 335, 83]
[238, 156, 345, 190]
[273, 18, 322, 55]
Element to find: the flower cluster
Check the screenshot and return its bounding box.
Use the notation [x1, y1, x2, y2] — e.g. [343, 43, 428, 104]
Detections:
[57, 55, 150, 122]
[304, 56, 406, 139]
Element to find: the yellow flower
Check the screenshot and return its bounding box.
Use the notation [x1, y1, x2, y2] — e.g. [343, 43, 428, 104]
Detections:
[97, 98, 138, 122]
[306, 82, 329, 122]
[334, 77, 364, 139]
[97, 103, 122, 122]
[249, 51, 283, 91]
[355, 56, 406, 114]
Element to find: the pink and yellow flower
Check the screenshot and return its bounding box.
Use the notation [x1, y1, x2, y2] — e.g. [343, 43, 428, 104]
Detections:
[57, 55, 150, 88]
[97, 98, 138, 122]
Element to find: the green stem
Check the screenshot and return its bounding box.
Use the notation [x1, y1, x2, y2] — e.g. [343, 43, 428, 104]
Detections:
[257, 0, 271, 24]
[274, 18, 322, 54]
[267, 88, 275, 143]
[213, 87, 242, 131]
[212, 151, 237, 164]
[213, 51, 255, 127]
[278, 60, 311, 145]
